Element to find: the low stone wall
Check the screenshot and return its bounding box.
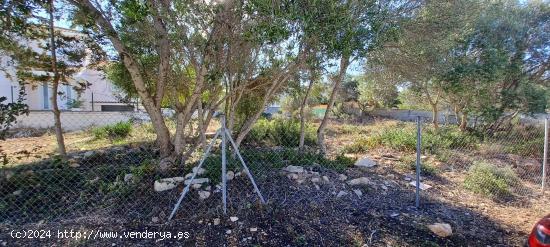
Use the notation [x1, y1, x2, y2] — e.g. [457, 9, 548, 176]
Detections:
[368, 109, 546, 126]
[14, 111, 150, 131]
[369, 109, 457, 124]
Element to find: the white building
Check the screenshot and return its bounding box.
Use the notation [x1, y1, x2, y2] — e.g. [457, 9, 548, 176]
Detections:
[0, 27, 133, 112]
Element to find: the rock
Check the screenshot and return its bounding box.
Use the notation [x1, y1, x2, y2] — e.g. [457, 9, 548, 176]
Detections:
[338, 174, 348, 181]
[3, 170, 14, 181]
[230, 216, 239, 222]
[192, 183, 202, 189]
[336, 191, 348, 198]
[381, 185, 388, 190]
[347, 177, 371, 186]
[390, 213, 399, 217]
[287, 173, 300, 180]
[283, 165, 304, 173]
[184, 178, 209, 185]
[124, 174, 134, 183]
[226, 230, 232, 234]
[192, 167, 206, 175]
[314, 184, 320, 190]
[408, 181, 432, 190]
[12, 190, 22, 196]
[213, 218, 220, 225]
[69, 162, 80, 168]
[226, 171, 235, 181]
[250, 228, 257, 232]
[428, 223, 452, 237]
[311, 177, 320, 183]
[322, 176, 330, 182]
[154, 177, 185, 192]
[296, 179, 305, 184]
[198, 190, 211, 200]
[83, 151, 94, 158]
[151, 216, 160, 223]
[355, 157, 377, 168]
[353, 189, 362, 197]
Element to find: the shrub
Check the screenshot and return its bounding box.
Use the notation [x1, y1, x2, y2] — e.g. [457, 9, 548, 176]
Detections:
[463, 161, 519, 199]
[246, 118, 316, 147]
[343, 123, 480, 154]
[92, 121, 132, 140]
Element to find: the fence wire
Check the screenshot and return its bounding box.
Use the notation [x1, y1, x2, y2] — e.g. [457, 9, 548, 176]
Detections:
[0, 111, 548, 239]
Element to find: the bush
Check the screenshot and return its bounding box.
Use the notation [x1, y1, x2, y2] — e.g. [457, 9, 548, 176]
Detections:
[92, 121, 132, 140]
[343, 123, 479, 154]
[246, 118, 316, 147]
[463, 161, 519, 199]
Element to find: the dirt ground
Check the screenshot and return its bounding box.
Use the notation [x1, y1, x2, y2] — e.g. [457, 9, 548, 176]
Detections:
[1, 152, 548, 246]
[1, 120, 548, 246]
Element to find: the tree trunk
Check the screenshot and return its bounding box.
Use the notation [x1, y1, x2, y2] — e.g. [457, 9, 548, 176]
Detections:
[47, 0, 66, 158]
[316, 55, 350, 154]
[73, 0, 174, 160]
[299, 69, 315, 151]
[431, 103, 439, 130]
[235, 68, 299, 147]
[459, 111, 468, 131]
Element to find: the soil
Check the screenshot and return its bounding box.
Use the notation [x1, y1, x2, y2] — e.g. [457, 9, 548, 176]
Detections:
[1, 156, 547, 246]
[1, 120, 548, 246]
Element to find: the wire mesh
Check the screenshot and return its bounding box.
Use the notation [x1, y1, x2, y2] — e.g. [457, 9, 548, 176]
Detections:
[0, 111, 548, 240]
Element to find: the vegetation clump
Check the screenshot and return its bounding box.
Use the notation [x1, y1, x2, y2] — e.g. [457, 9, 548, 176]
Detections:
[463, 161, 519, 199]
[246, 118, 317, 147]
[92, 121, 132, 140]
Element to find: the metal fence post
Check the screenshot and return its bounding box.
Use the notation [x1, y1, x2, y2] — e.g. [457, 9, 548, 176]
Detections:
[221, 114, 228, 214]
[416, 116, 422, 208]
[543, 118, 548, 193]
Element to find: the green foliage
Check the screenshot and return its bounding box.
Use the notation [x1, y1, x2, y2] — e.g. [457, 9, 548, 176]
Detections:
[396, 154, 438, 176]
[357, 75, 399, 108]
[0, 89, 29, 140]
[492, 125, 545, 157]
[246, 118, 316, 147]
[344, 123, 479, 154]
[463, 161, 519, 199]
[92, 121, 132, 140]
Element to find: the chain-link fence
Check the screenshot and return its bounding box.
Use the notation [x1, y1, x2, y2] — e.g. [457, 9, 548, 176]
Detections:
[1, 111, 549, 245]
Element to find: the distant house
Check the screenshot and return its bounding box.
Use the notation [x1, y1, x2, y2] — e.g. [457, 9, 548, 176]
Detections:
[0, 27, 133, 112]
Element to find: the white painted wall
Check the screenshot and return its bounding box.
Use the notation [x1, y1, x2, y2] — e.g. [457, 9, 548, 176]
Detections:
[14, 111, 150, 131]
[0, 27, 127, 111]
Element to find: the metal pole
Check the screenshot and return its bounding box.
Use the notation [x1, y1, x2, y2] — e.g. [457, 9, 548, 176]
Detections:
[543, 118, 548, 193]
[168, 130, 221, 221]
[91, 92, 94, 111]
[221, 114, 228, 214]
[416, 116, 422, 208]
[10, 86, 14, 103]
[225, 129, 266, 204]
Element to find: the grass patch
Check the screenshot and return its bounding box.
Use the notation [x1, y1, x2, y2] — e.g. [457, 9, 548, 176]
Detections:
[463, 161, 519, 199]
[92, 121, 132, 140]
[246, 118, 316, 147]
[396, 154, 438, 176]
[343, 123, 480, 154]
